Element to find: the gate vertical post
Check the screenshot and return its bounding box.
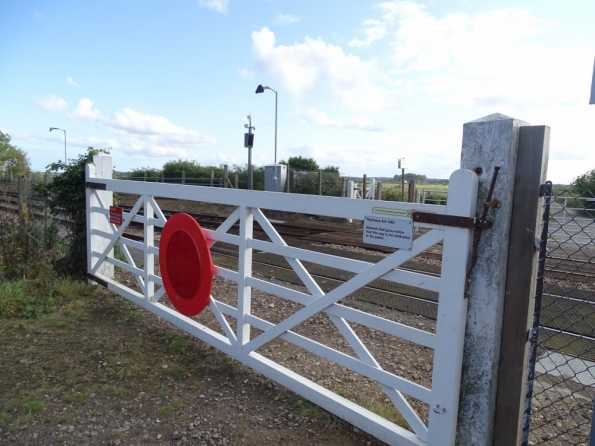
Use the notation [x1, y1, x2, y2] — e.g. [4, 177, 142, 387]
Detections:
[456, 113, 528, 445]
[144, 197, 155, 300]
[85, 155, 114, 281]
[429, 169, 478, 445]
[237, 205, 253, 346]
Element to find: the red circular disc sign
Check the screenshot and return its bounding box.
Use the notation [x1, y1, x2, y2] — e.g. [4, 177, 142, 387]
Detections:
[159, 213, 214, 317]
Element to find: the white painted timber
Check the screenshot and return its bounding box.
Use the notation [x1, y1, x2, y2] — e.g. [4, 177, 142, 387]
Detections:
[86, 157, 479, 446]
[590, 57, 595, 104]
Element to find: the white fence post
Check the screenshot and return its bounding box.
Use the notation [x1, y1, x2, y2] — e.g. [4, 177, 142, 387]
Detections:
[456, 113, 528, 445]
[85, 155, 114, 281]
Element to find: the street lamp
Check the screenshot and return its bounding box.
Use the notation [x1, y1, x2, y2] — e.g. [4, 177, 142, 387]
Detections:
[49, 127, 66, 163]
[255, 84, 277, 178]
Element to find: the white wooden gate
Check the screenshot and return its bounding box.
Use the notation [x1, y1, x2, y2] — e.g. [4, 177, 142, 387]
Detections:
[86, 156, 478, 446]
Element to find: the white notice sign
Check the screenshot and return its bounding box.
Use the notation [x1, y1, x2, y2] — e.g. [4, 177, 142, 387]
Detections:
[363, 215, 413, 250]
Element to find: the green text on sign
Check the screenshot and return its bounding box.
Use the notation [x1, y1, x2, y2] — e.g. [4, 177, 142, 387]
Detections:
[372, 207, 410, 218]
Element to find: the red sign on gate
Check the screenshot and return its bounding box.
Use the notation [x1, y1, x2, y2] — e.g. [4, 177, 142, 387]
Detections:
[159, 213, 215, 317]
[109, 206, 123, 225]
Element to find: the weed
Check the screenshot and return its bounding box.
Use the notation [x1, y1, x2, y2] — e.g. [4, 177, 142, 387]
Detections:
[168, 364, 187, 375]
[53, 280, 93, 301]
[24, 400, 44, 414]
[170, 339, 187, 355]
[114, 245, 127, 262]
[40, 315, 69, 328]
[99, 385, 131, 398]
[12, 413, 33, 430]
[155, 402, 182, 418]
[23, 346, 39, 355]
[63, 393, 88, 404]
[0, 281, 27, 317]
[117, 310, 140, 324]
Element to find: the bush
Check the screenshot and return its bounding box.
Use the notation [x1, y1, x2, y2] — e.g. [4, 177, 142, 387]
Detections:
[129, 167, 162, 181]
[41, 147, 109, 278]
[162, 159, 222, 182]
[571, 169, 595, 195]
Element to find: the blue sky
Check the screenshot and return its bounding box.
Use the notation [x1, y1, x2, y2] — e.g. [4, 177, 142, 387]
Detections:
[1, 0, 594, 183]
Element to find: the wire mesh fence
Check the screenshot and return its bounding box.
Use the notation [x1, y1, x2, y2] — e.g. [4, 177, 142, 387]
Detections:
[526, 187, 595, 445]
[288, 169, 344, 196]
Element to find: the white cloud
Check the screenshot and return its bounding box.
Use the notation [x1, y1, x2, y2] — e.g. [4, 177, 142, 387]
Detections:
[275, 13, 301, 25]
[384, 3, 551, 73]
[348, 19, 386, 48]
[251, 27, 387, 111]
[60, 97, 217, 158]
[32, 95, 68, 112]
[294, 108, 382, 131]
[237, 67, 252, 78]
[198, 0, 228, 13]
[67, 76, 80, 88]
[352, 1, 593, 110]
[67, 136, 119, 149]
[73, 98, 101, 120]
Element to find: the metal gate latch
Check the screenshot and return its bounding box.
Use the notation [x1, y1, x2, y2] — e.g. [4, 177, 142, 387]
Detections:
[411, 212, 493, 229]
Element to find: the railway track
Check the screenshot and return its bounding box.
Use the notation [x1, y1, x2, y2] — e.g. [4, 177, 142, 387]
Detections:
[117, 206, 595, 350]
[120, 205, 595, 283]
[2, 197, 593, 345]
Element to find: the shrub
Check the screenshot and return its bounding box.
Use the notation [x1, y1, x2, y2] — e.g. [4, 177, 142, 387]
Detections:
[42, 147, 109, 278]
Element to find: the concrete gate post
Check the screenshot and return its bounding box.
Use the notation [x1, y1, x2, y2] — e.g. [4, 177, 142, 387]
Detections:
[85, 155, 114, 281]
[456, 113, 528, 445]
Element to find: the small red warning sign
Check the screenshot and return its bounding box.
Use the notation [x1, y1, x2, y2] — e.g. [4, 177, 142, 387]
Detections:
[109, 206, 123, 225]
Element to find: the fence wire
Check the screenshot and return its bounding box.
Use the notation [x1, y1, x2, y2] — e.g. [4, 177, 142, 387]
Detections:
[526, 188, 595, 445]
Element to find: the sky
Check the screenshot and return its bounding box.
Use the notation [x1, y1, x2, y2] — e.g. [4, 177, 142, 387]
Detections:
[1, 0, 594, 184]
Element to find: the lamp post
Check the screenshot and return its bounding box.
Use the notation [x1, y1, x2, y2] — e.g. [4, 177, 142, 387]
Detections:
[49, 127, 66, 163]
[255, 84, 277, 179]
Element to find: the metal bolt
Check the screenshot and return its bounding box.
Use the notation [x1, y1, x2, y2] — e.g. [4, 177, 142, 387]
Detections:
[433, 404, 446, 414]
[474, 167, 483, 175]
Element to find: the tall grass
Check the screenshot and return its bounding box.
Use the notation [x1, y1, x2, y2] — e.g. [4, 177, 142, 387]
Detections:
[0, 181, 92, 320]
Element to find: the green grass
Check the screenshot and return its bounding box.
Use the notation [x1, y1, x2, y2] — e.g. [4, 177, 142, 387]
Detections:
[0, 281, 28, 317]
[99, 385, 131, 398]
[362, 400, 410, 429]
[23, 400, 44, 414]
[117, 310, 140, 324]
[167, 364, 187, 375]
[63, 392, 89, 404]
[170, 338, 187, 354]
[155, 401, 182, 418]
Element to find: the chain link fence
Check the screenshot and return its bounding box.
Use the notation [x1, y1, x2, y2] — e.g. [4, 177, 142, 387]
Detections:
[525, 187, 595, 445]
[288, 169, 344, 196]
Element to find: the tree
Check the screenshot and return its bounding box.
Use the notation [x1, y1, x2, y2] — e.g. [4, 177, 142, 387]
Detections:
[283, 156, 319, 172]
[571, 169, 595, 195]
[0, 130, 31, 176]
[323, 165, 340, 174]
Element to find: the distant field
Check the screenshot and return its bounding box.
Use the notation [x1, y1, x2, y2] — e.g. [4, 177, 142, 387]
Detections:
[381, 183, 448, 191]
[375, 182, 448, 203]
